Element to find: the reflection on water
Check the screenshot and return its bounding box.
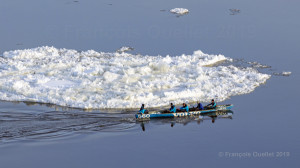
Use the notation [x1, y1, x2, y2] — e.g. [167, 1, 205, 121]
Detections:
[138, 111, 234, 131]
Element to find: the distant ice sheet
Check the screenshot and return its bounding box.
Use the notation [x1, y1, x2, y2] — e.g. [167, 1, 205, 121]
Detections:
[0, 46, 270, 109]
[170, 8, 189, 15]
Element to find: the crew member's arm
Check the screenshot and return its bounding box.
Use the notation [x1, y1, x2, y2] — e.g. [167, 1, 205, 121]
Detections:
[212, 103, 216, 108]
[139, 109, 145, 114]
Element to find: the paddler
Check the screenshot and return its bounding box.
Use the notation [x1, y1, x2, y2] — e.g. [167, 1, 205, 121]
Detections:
[205, 99, 217, 109]
[180, 103, 189, 112]
[139, 104, 147, 114]
[170, 103, 176, 113]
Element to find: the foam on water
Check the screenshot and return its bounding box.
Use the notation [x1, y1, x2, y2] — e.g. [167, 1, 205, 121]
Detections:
[0, 46, 270, 109]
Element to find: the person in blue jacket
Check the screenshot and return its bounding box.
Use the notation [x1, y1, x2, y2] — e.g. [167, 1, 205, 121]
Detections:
[180, 103, 189, 112]
[205, 99, 217, 109]
[197, 101, 204, 110]
[139, 104, 146, 114]
[169, 103, 176, 113]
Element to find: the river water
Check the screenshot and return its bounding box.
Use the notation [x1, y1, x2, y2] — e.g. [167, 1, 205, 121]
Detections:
[0, 0, 299, 167]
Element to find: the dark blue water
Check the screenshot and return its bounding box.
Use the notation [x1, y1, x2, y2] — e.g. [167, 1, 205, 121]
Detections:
[0, 0, 299, 167]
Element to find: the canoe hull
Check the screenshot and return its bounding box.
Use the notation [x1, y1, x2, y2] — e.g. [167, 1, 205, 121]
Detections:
[135, 104, 233, 119]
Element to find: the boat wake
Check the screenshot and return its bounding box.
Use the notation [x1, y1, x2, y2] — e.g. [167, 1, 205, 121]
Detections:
[0, 110, 136, 143]
[0, 108, 234, 142]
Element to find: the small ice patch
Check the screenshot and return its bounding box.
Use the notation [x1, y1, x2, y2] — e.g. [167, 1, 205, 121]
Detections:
[116, 46, 134, 53]
[248, 62, 271, 69]
[170, 8, 189, 15]
[282, 71, 292, 76]
[229, 9, 241, 15]
[273, 71, 292, 77]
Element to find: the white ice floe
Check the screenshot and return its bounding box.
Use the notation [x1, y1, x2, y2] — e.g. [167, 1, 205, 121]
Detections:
[170, 8, 189, 15]
[0, 46, 270, 109]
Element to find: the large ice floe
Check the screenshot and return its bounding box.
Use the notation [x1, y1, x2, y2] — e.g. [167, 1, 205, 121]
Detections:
[0, 46, 270, 109]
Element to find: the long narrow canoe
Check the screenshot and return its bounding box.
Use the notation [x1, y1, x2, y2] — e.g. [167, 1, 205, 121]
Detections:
[135, 104, 233, 119]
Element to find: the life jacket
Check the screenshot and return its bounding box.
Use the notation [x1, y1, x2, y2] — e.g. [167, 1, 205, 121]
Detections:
[139, 106, 145, 114]
[212, 102, 216, 108]
[170, 105, 176, 113]
[208, 102, 216, 108]
[180, 105, 189, 112]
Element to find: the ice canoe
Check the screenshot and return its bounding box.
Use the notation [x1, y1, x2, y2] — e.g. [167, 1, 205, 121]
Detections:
[135, 104, 233, 119]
